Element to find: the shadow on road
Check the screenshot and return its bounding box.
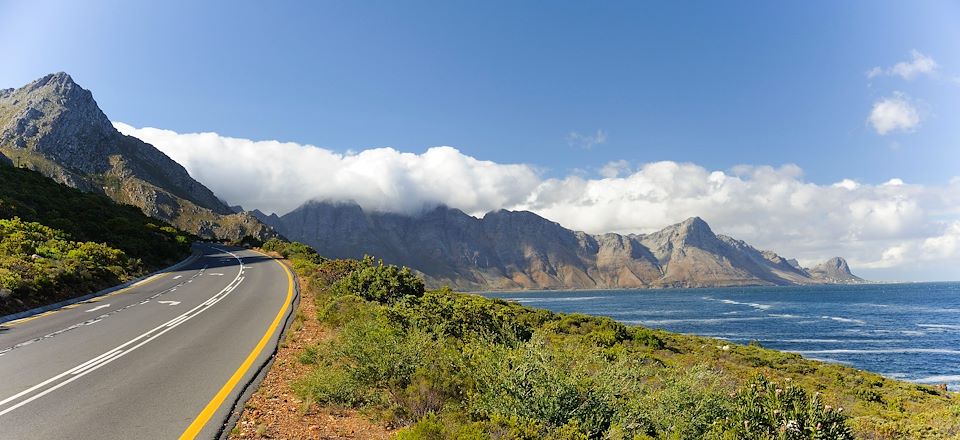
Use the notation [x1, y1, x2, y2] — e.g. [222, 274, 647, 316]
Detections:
[186, 254, 276, 271]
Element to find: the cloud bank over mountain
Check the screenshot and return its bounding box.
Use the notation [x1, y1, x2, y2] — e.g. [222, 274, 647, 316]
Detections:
[115, 122, 960, 279]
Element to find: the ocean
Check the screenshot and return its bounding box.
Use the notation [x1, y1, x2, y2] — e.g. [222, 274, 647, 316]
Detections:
[486, 282, 960, 390]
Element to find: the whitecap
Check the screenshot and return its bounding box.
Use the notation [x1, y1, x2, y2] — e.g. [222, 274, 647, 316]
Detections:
[628, 317, 770, 325]
[916, 324, 960, 330]
[717, 298, 773, 310]
[792, 348, 960, 355]
[509, 296, 603, 303]
[912, 374, 960, 383]
[820, 316, 866, 325]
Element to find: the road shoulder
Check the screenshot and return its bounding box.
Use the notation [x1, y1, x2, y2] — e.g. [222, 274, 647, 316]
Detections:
[227, 256, 392, 440]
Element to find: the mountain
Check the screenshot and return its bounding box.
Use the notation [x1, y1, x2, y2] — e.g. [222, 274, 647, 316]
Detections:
[269, 201, 863, 290]
[0, 73, 276, 242]
[808, 257, 864, 283]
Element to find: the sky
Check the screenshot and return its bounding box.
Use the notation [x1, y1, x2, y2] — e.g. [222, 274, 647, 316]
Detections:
[2, 1, 959, 281]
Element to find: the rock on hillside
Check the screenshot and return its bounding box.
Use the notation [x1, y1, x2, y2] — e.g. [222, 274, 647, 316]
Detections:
[0, 73, 276, 241]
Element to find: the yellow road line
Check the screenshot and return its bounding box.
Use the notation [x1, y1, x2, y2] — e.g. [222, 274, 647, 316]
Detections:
[3, 273, 168, 327]
[178, 253, 294, 440]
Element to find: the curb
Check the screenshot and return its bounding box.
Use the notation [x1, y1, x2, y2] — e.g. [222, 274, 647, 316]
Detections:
[0, 247, 203, 325]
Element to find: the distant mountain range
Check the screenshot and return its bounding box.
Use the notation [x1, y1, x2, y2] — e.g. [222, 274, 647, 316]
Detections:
[0, 73, 275, 242]
[253, 200, 865, 290]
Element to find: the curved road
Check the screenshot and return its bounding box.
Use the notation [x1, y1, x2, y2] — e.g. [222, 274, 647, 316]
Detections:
[0, 244, 295, 439]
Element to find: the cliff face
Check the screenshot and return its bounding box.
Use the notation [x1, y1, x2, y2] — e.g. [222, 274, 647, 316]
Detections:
[272, 201, 863, 290]
[0, 73, 276, 241]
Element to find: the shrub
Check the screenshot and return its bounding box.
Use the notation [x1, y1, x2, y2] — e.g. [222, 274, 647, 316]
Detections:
[292, 364, 366, 406]
[391, 287, 552, 344]
[330, 256, 424, 304]
[0, 217, 140, 314]
[466, 337, 616, 437]
[709, 375, 853, 439]
[610, 365, 730, 439]
[317, 293, 374, 328]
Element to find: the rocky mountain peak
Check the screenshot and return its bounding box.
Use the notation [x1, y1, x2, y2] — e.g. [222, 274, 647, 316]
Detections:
[0, 72, 277, 242]
[815, 257, 852, 274]
[643, 216, 719, 253]
[677, 216, 713, 238]
[0, 71, 116, 172]
[809, 256, 863, 283]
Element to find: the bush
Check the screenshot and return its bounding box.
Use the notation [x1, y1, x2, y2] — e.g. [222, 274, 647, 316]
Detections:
[330, 256, 424, 304]
[292, 364, 366, 406]
[710, 375, 854, 439]
[391, 287, 552, 344]
[0, 217, 141, 314]
[262, 238, 324, 264]
[466, 337, 616, 437]
[317, 293, 374, 328]
[610, 366, 730, 439]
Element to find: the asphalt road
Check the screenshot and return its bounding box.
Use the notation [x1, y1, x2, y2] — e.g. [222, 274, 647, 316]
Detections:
[0, 244, 295, 439]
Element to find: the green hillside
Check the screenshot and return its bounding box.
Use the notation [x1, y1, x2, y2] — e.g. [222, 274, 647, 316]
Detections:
[0, 165, 192, 315]
[263, 239, 960, 440]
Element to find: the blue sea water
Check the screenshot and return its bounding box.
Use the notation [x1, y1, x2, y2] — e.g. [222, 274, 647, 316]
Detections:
[486, 282, 960, 390]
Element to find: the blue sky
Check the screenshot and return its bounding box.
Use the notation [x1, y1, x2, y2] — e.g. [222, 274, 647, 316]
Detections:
[3, 1, 960, 280]
[2, 1, 958, 184]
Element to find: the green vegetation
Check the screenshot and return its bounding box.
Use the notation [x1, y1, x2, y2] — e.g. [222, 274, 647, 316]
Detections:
[268, 240, 959, 439]
[0, 165, 191, 314]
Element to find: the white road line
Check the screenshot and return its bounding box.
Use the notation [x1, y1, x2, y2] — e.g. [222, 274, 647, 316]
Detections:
[85, 304, 110, 313]
[67, 349, 121, 375]
[173, 275, 183, 279]
[0, 247, 247, 417]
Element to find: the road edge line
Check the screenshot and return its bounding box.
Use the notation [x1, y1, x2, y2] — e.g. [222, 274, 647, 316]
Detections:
[178, 249, 296, 440]
[214, 258, 301, 440]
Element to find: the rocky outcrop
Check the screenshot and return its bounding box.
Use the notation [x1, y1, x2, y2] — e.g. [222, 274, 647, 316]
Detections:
[0, 73, 277, 242]
[808, 257, 865, 283]
[271, 202, 865, 290]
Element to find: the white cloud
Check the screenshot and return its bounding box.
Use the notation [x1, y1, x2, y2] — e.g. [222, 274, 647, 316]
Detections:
[922, 222, 960, 259]
[113, 123, 541, 216]
[868, 93, 921, 135]
[867, 50, 938, 80]
[599, 160, 631, 178]
[833, 179, 860, 190]
[116, 122, 960, 278]
[567, 129, 607, 149]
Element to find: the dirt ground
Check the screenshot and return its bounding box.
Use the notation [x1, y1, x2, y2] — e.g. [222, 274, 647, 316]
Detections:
[229, 260, 393, 440]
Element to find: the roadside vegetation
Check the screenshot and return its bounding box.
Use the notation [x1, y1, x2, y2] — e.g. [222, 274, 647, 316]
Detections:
[0, 165, 191, 315]
[254, 239, 960, 440]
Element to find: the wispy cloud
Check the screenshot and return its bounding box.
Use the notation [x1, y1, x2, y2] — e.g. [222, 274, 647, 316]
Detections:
[868, 92, 921, 135]
[566, 129, 607, 149]
[867, 50, 938, 80]
[116, 122, 960, 276]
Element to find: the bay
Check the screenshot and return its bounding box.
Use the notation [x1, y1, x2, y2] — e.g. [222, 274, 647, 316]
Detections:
[486, 282, 960, 390]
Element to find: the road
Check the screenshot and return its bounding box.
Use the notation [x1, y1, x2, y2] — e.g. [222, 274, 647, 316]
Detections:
[0, 244, 295, 439]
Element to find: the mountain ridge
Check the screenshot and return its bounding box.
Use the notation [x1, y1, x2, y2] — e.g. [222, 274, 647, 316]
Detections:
[268, 200, 865, 290]
[0, 72, 276, 242]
